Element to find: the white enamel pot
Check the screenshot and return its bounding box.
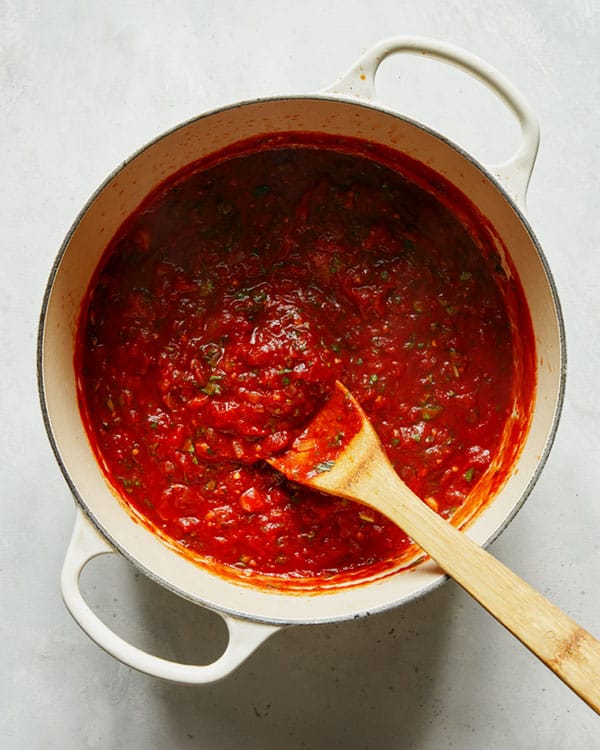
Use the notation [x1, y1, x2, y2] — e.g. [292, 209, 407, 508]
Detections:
[38, 37, 565, 683]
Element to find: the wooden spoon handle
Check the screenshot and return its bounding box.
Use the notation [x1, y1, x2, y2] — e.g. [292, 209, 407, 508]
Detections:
[366, 464, 600, 714]
[271, 382, 599, 711]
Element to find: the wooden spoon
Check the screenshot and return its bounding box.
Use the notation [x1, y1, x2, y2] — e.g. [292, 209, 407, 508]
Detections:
[268, 381, 600, 713]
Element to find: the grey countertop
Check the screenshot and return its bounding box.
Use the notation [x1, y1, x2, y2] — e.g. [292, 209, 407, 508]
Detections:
[2, 1, 599, 747]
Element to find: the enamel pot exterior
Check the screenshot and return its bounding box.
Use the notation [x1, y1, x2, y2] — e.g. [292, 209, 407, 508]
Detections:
[38, 38, 565, 682]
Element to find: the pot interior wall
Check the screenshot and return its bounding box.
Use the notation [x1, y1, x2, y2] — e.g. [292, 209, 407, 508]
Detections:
[40, 97, 563, 624]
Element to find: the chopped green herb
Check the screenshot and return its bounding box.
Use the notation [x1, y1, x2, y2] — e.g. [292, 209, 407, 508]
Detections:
[329, 432, 344, 448]
[198, 278, 215, 297]
[201, 381, 222, 396]
[464, 467, 475, 482]
[181, 438, 195, 454]
[313, 460, 335, 474]
[201, 342, 222, 367]
[421, 405, 443, 421]
[252, 184, 271, 196]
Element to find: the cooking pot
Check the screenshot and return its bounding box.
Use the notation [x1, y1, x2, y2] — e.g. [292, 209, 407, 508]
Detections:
[38, 37, 565, 683]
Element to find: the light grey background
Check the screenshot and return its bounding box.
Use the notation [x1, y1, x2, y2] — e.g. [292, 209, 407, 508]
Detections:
[2, 1, 599, 747]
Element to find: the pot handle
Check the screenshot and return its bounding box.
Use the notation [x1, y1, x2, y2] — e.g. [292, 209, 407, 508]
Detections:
[325, 36, 540, 208]
[61, 507, 279, 684]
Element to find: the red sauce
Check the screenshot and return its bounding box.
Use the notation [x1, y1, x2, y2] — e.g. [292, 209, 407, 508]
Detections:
[76, 132, 535, 586]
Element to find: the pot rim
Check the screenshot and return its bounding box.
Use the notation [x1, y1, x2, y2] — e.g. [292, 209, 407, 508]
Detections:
[37, 91, 567, 625]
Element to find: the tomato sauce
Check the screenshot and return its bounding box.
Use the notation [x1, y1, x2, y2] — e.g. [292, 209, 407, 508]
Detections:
[76, 132, 535, 586]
